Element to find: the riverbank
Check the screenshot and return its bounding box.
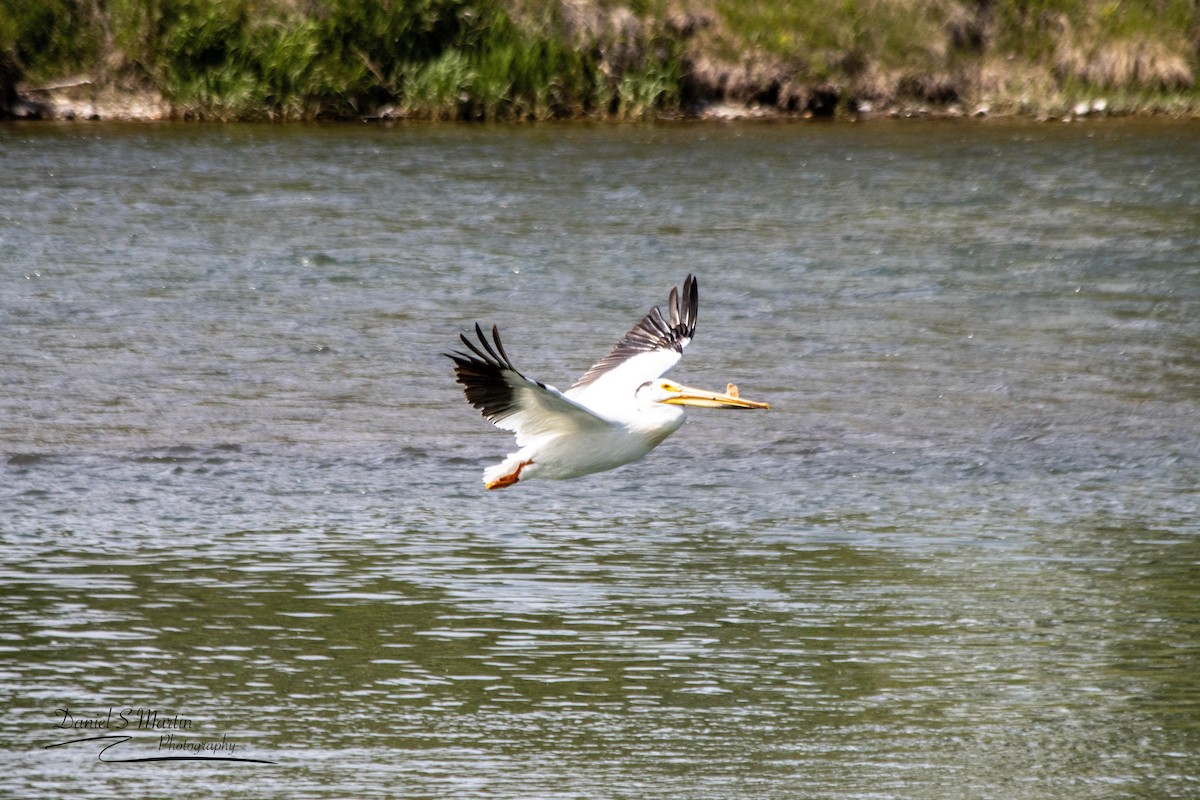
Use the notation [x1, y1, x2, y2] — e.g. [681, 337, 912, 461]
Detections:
[4, 0, 1199, 123]
[10, 80, 1177, 124]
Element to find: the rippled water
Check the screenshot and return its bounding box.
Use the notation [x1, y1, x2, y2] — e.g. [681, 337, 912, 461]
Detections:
[2, 120, 1198, 799]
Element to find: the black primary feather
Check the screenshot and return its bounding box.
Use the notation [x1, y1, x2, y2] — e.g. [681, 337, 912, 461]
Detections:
[446, 323, 546, 425]
[570, 274, 698, 390]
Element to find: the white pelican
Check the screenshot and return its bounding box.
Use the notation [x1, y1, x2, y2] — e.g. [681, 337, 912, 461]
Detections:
[447, 275, 769, 489]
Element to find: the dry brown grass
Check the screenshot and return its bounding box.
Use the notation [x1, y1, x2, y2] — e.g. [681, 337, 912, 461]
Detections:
[1056, 36, 1194, 91]
[677, 0, 1200, 116]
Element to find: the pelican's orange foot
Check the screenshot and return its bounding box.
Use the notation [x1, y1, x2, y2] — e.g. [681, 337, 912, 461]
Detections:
[486, 459, 533, 490]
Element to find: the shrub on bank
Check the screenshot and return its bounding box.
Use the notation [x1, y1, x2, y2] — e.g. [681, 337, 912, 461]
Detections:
[0, 0, 685, 120]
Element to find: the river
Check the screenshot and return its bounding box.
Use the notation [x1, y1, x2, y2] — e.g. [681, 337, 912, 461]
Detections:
[2, 119, 1198, 798]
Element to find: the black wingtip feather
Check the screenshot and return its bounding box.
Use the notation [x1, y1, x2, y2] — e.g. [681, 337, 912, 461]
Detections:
[569, 274, 698, 391]
[448, 323, 546, 425]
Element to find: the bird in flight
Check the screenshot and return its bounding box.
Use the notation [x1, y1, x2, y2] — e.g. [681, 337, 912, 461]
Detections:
[447, 275, 769, 489]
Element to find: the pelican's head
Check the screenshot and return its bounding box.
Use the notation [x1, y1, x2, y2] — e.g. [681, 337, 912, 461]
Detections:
[637, 379, 770, 410]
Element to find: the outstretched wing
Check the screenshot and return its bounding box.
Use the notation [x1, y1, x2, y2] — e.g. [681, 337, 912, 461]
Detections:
[568, 274, 698, 396]
[447, 323, 613, 446]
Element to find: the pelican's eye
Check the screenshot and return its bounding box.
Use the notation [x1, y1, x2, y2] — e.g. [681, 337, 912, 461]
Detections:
[660, 381, 680, 392]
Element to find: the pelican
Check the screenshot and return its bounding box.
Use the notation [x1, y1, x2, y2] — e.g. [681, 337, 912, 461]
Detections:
[447, 275, 769, 489]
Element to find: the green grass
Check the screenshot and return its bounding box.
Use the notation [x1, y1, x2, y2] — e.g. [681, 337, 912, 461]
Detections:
[714, 0, 951, 74]
[1, 0, 688, 119]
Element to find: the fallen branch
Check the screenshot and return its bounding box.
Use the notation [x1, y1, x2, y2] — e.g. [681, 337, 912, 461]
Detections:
[26, 77, 94, 93]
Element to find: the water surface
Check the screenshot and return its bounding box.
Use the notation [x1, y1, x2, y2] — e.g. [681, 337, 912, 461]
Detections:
[1, 119, 1198, 799]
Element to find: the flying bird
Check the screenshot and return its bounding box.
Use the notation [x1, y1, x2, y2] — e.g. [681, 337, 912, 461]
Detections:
[447, 275, 769, 489]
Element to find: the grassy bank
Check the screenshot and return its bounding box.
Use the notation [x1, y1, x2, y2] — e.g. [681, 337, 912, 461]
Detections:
[2, 0, 1199, 120]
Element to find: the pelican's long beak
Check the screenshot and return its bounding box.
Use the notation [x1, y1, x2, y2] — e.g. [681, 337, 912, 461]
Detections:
[663, 382, 770, 410]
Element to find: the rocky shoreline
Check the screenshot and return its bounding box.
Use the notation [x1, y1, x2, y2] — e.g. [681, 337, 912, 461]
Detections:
[0, 78, 1160, 125]
[4, 80, 169, 122]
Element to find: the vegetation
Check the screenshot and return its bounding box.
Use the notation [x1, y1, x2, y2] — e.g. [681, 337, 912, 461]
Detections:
[698, 0, 1200, 115]
[2, 0, 1198, 120]
[0, 0, 685, 119]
